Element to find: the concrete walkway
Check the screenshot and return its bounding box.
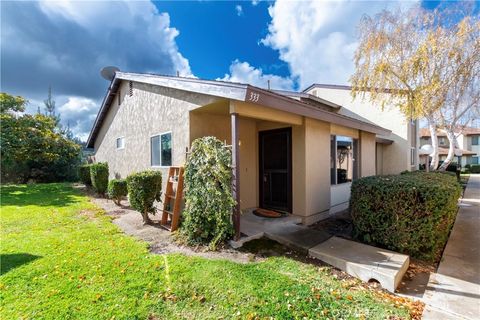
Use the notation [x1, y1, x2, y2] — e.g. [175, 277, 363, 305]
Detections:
[231, 211, 331, 253]
[422, 174, 480, 320]
[234, 210, 409, 292]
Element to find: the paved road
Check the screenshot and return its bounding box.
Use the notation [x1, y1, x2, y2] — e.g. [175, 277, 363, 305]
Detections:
[423, 174, 480, 319]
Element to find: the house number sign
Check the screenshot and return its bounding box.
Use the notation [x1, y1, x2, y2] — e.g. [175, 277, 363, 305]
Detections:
[248, 91, 260, 103]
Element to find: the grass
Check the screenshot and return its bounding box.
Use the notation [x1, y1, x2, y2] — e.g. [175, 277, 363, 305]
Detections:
[1, 183, 412, 319]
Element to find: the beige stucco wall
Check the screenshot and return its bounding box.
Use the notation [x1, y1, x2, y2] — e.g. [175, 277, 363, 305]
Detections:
[93, 81, 220, 194]
[360, 131, 376, 177]
[303, 118, 331, 223]
[307, 87, 418, 174]
[189, 111, 259, 210]
[376, 143, 384, 175]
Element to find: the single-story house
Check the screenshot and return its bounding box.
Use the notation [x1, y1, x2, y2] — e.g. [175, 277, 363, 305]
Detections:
[87, 72, 395, 228]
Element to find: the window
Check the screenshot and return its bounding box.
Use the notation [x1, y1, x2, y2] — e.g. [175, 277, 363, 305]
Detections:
[116, 137, 125, 150]
[151, 132, 172, 167]
[439, 137, 446, 146]
[331, 135, 358, 185]
[472, 136, 479, 146]
[472, 156, 479, 165]
[410, 147, 416, 166]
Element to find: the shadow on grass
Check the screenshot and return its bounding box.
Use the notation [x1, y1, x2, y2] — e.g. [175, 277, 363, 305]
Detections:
[1, 253, 41, 275]
[1, 183, 81, 207]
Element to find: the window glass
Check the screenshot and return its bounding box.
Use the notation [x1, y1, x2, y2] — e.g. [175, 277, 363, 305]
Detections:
[331, 135, 357, 185]
[472, 156, 479, 165]
[161, 133, 172, 166]
[472, 136, 479, 145]
[151, 135, 161, 166]
[116, 137, 124, 149]
[151, 133, 172, 166]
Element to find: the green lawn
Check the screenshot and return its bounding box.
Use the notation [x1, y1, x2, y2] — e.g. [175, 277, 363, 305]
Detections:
[1, 183, 411, 319]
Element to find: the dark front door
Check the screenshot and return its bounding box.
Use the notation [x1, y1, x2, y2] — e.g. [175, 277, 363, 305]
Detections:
[259, 127, 292, 213]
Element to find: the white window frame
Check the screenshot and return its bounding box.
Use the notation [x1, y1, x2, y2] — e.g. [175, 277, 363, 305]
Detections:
[116, 137, 125, 150]
[331, 135, 358, 185]
[150, 131, 172, 168]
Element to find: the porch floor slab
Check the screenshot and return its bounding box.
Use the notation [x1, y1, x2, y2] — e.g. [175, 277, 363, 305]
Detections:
[308, 236, 409, 293]
[266, 224, 332, 254]
[230, 210, 330, 251]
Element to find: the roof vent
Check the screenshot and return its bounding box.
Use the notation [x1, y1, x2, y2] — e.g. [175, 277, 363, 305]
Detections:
[129, 81, 133, 97]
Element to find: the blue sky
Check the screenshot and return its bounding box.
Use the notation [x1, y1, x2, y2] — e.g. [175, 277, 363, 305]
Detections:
[157, 1, 290, 79]
[1, 0, 475, 140]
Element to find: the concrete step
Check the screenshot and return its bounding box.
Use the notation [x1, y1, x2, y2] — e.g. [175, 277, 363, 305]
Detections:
[308, 236, 409, 293]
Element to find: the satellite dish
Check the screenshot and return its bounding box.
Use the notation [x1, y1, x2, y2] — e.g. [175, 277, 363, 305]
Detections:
[100, 66, 120, 81]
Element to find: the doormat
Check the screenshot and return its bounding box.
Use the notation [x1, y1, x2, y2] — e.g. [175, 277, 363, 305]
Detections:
[253, 208, 286, 218]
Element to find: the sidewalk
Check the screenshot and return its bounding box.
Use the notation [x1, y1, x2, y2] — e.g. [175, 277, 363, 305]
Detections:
[422, 174, 480, 319]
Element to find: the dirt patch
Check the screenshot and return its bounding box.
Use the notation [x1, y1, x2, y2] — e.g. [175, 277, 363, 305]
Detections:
[81, 186, 256, 264]
[79, 209, 98, 219]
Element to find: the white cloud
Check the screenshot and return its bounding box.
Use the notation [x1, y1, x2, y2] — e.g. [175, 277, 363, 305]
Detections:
[252, 0, 260, 6]
[261, 0, 413, 89]
[235, 4, 243, 16]
[219, 60, 294, 90]
[2, 0, 193, 140]
[58, 96, 99, 141]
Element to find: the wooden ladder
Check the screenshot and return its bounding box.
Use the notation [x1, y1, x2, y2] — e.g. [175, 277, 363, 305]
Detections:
[161, 166, 184, 231]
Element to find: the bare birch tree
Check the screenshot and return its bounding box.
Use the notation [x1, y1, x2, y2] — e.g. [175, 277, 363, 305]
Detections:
[436, 17, 480, 169]
[350, 4, 478, 170]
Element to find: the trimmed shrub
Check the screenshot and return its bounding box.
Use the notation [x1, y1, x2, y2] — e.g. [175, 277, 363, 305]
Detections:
[126, 170, 162, 224]
[180, 136, 235, 249]
[350, 172, 461, 260]
[90, 162, 109, 195]
[470, 164, 480, 173]
[108, 179, 127, 205]
[79, 164, 92, 186]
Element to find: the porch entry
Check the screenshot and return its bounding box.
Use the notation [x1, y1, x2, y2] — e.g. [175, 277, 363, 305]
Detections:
[259, 127, 292, 213]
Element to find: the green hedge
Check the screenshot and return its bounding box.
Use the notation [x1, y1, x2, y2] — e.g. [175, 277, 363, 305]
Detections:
[79, 164, 92, 186]
[181, 136, 235, 249]
[108, 179, 127, 205]
[90, 162, 109, 195]
[470, 164, 480, 173]
[126, 170, 162, 224]
[350, 172, 461, 260]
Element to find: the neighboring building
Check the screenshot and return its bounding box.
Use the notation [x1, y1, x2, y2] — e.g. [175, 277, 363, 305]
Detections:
[87, 72, 417, 225]
[419, 127, 480, 166]
[303, 84, 420, 176]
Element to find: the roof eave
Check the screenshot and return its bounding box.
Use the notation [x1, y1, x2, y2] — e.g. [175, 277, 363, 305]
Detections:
[86, 77, 121, 148]
[246, 86, 390, 136]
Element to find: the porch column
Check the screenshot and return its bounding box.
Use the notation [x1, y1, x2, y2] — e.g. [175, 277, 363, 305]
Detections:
[231, 112, 241, 240]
